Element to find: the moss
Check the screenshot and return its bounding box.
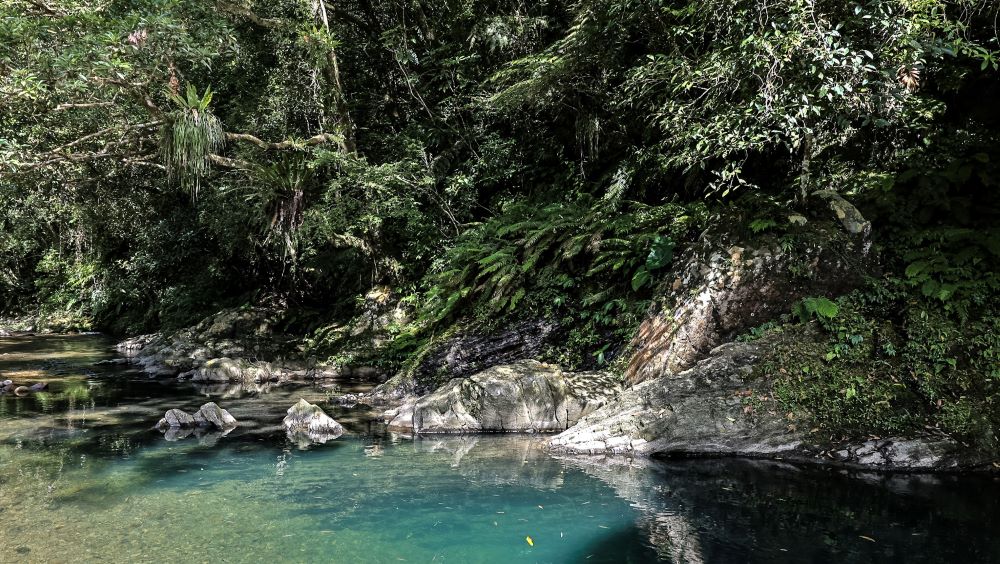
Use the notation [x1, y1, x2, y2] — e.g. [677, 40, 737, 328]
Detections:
[758, 287, 1000, 453]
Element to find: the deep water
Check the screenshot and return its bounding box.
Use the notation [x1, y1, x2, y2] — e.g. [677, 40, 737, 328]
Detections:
[1, 335, 999, 563]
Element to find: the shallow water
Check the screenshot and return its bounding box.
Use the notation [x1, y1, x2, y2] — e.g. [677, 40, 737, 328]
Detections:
[1, 335, 999, 563]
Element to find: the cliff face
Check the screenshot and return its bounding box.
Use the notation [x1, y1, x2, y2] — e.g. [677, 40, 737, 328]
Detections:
[625, 219, 872, 384]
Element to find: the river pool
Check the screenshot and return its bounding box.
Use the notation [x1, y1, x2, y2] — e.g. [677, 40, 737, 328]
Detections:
[1, 334, 998, 563]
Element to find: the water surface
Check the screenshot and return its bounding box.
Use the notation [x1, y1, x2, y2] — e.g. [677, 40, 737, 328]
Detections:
[1, 335, 998, 563]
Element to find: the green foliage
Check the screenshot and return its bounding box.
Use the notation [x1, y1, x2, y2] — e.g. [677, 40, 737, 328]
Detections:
[160, 84, 224, 198]
[421, 197, 701, 326]
[792, 297, 841, 323]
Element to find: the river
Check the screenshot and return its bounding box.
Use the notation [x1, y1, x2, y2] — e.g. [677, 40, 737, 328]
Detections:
[1, 334, 998, 563]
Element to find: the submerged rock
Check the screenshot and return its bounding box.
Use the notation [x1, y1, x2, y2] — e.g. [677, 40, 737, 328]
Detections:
[384, 360, 619, 434]
[283, 398, 344, 442]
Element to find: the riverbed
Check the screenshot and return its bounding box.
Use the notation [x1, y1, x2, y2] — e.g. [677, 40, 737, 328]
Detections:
[1, 334, 998, 563]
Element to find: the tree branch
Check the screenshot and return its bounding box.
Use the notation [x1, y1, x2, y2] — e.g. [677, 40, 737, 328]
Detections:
[224, 132, 343, 150]
[214, 0, 286, 29]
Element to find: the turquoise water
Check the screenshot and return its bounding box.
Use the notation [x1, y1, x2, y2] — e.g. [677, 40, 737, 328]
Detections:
[2, 335, 1000, 563]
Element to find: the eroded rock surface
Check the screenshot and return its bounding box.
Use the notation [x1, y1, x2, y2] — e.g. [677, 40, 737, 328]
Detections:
[549, 340, 988, 471]
[384, 360, 619, 434]
[155, 409, 195, 429]
[625, 222, 871, 384]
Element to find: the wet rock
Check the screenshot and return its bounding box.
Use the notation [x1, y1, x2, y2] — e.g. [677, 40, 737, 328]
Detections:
[29, 382, 47, 391]
[283, 399, 344, 443]
[551, 341, 798, 456]
[625, 222, 872, 383]
[384, 360, 619, 434]
[13, 386, 31, 396]
[824, 437, 984, 470]
[155, 409, 196, 430]
[155, 402, 237, 436]
[192, 402, 238, 430]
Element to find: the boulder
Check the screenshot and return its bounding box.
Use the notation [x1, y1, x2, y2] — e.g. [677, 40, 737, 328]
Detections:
[284, 399, 344, 438]
[192, 357, 243, 382]
[29, 382, 47, 391]
[192, 402, 238, 430]
[155, 408, 196, 429]
[384, 360, 619, 434]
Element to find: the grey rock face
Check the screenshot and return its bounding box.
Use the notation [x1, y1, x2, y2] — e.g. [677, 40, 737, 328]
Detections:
[155, 402, 237, 435]
[552, 342, 799, 456]
[625, 223, 872, 383]
[549, 341, 988, 471]
[284, 399, 344, 435]
[384, 360, 619, 434]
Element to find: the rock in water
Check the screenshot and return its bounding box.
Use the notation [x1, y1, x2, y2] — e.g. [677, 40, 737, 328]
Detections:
[384, 360, 619, 434]
[155, 408, 196, 429]
[192, 357, 244, 382]
[193, 402, 238, 430]
[283, 399, 344, 445]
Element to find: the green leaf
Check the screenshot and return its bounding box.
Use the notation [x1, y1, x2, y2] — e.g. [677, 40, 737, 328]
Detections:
[645, 236, 674, 270]
[631, 267, 651, 291]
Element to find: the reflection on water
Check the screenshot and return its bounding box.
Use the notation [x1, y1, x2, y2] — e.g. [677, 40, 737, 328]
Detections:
[1, 335, 999, 563]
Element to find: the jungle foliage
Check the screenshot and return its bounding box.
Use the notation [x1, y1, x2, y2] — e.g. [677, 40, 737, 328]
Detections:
[1, 1, 998, 441]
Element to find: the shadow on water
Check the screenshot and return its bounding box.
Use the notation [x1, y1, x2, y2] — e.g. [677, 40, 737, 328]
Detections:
[577, 526, 667, 562]
[555, 454, 1000, 563]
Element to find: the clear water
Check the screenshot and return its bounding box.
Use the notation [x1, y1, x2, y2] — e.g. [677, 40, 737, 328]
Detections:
[1, 335, 999, 563]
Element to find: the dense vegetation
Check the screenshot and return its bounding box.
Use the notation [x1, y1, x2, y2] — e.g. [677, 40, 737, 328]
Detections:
[1, 1, 998, 448]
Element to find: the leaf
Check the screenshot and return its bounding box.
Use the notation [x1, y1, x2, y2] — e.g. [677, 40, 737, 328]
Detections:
[645, 236, 674, 270]
[631, 267, 651, 291]
[525, 536, 534, 547]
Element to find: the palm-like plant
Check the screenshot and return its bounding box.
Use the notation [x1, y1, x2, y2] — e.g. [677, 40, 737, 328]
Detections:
[160, 84, 223, 199]
[251, 153, 315, 260]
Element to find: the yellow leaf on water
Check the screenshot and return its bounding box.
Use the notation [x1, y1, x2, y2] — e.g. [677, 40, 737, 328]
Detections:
[526, 536, 534, 547]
